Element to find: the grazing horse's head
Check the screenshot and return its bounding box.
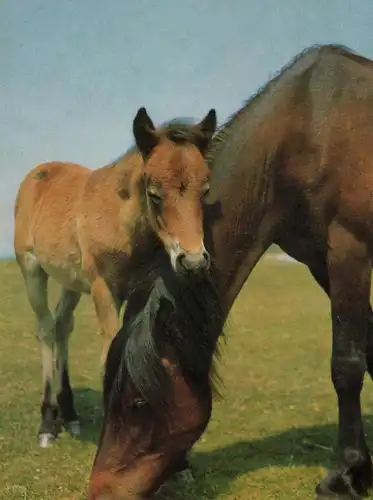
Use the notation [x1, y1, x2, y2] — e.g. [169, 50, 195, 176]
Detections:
[87, 269, 223, 500]
[133, 107, 217, 277]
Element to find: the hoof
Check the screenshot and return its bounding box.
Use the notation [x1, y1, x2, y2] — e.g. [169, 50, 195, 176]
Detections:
[316, 471, 363, 499]
[39, 432, 56, 448]
[176, 468, 195, 485]
[66, 420, 80, 436]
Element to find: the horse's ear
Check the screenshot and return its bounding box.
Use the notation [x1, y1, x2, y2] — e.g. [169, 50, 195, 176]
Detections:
[194, 109, 217, 153]
[133, 107, 160, 160]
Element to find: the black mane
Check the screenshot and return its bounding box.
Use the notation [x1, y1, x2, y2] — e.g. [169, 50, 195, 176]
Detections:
[103, 262, 225, 426]
[162, 118, 205, 146]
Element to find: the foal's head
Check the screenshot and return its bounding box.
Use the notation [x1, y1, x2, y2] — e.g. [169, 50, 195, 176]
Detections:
[133, 107, 217, 276]
[88, 270, 223, 500]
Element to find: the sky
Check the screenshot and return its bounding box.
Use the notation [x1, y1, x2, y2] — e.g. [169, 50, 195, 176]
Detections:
[2, 0, 373, 258]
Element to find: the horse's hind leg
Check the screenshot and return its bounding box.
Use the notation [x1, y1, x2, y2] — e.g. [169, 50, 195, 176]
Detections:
[91, 277, 121, 371]
[54, 288, 81, 436]
[314, 224, 373, 499]
[17, 253, 58, 447]
[308, 260, 373, 390]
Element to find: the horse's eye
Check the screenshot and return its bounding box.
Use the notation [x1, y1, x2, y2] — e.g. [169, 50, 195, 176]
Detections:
[147, 191, 162, 205]
[131, 398, 148, 409]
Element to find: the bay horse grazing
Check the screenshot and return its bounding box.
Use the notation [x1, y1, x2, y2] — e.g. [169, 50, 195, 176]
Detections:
[13, 107, 217, 448]
[89, 44, 373, 499]
[88, 264, 224, 500]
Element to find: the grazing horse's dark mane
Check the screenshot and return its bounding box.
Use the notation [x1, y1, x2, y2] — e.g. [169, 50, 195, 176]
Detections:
[103, 262, 225, 427]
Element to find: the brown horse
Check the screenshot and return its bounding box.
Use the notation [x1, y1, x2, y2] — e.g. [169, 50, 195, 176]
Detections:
[89, 264, 224, 500]
[88, 44, 373, 500]
[13, 107, 217, 448]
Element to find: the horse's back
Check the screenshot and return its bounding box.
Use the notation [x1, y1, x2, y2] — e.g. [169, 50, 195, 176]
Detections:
[277, 47, 373, 256]
[14, 162, 91, 286]
[309, 50, 373, 220]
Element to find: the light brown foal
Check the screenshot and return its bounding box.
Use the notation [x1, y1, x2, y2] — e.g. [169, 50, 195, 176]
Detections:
[13, 107, 217, 447]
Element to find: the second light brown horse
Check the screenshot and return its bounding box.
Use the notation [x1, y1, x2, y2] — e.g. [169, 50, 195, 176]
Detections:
[13, 107, 217, 447]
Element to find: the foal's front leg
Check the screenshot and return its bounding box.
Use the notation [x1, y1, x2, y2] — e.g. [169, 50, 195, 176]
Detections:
[316, 223, 373, 499]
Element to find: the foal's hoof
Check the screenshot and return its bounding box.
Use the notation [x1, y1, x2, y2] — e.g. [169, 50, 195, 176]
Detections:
[315, 471, 366, 499]
[65, 420, 81, 437]
[39, 432, 56, 448]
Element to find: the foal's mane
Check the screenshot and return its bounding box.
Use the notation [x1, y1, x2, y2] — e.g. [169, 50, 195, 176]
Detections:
[108, 116, 207, 167]
[104, 262, 225, 424]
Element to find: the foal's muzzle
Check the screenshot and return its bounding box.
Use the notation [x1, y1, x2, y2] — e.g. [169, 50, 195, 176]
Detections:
[174, 249, 211, 275]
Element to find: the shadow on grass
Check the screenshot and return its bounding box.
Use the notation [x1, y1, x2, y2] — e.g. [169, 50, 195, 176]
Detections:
[70, 387, 104, 444]
[164, 416, 373, 499]
[66, 388, 373, 498]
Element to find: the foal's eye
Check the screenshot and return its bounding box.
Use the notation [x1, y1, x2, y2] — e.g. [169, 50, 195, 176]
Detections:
[202, 185, 211, 199]
[147, 191, 162, 205]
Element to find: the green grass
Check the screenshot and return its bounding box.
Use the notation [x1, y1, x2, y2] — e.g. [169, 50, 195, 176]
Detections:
[2, 256, 373, 499]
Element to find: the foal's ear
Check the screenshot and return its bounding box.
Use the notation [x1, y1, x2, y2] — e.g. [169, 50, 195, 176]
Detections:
[194, 109, 217, 153]
[133, 107, 160, 160]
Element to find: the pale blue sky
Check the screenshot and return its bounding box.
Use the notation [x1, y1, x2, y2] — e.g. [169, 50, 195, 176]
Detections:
[2, 0, 373, 257]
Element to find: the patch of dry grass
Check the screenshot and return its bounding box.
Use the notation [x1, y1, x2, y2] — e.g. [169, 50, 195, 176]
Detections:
[1, 257, 373, 499]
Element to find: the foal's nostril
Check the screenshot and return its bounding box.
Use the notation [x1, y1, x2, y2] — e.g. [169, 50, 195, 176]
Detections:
[175, 251, 210, 273]
[202, 251, 210, 267]
[176, 253, 187, 271]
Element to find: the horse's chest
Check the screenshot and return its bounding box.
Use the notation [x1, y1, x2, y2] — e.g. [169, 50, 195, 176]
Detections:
[97, 249, 163, 300]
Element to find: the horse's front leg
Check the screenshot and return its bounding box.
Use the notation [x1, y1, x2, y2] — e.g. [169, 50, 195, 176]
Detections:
[91, 276, 121, 371]
[316, 222, 373, 499]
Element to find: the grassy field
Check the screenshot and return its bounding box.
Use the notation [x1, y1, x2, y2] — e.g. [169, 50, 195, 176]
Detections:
[2, 256, 373, 499]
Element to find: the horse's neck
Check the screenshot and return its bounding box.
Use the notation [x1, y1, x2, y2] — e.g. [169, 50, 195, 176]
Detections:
[113, 151, 143, 195]
[110, 155, 148, 230]
[209, 95, 293, 315]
